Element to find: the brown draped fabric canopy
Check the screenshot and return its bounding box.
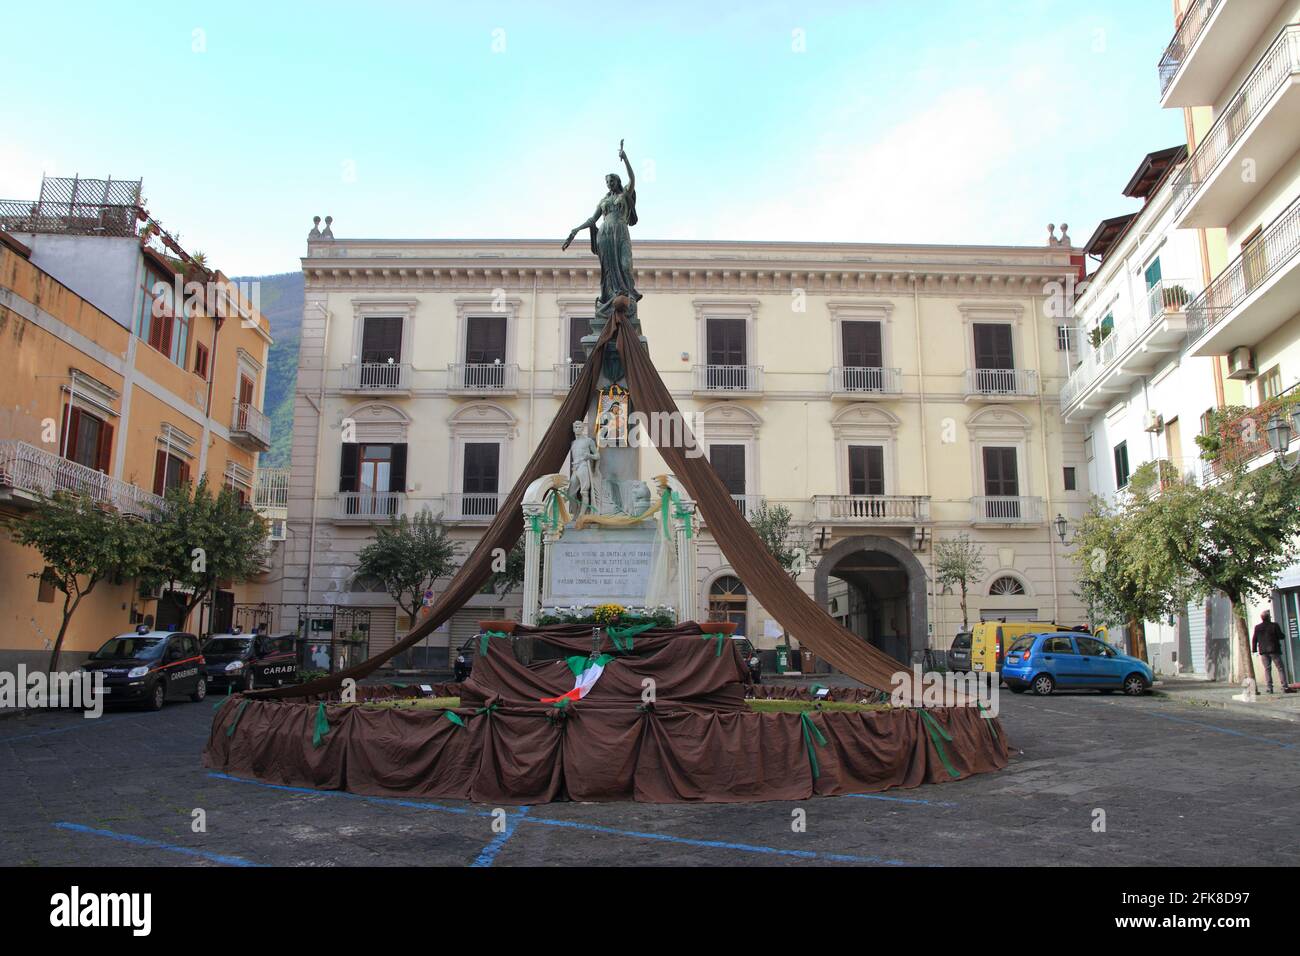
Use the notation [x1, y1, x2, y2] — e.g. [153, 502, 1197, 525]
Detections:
[257, 310, 909, 700]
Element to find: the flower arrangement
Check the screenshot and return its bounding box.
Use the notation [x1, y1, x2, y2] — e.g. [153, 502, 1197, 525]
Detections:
[537, 604, 676, 628]
[592, 603, 626, 627]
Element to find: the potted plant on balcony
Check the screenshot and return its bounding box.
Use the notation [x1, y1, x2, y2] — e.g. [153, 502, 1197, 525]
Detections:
[1162, 284, 1191, 310]
[1087, 325, 1113, 350]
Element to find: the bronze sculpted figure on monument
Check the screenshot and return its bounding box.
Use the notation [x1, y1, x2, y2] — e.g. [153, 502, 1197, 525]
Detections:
[562, 139, 642, 329]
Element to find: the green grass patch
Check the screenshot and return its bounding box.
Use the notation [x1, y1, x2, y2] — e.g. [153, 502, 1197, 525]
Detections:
[356, 696, 460, 710]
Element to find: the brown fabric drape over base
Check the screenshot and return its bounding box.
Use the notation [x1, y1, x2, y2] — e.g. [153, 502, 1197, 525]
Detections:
[258, 310, 923, 701]
[204, 696, 1007, 805]
[205, 628, 1009, 804]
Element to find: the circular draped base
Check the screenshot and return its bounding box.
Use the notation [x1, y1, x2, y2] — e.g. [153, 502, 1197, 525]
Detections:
[203, 684, 1009, 805]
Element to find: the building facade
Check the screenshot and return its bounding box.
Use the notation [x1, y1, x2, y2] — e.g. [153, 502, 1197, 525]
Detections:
[0, 177, 275, 670]
[285, 228, 1090, 668]
[1157, 0, 1300, 679]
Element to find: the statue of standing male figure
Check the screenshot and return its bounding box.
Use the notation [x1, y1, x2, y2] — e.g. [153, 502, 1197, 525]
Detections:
[567, 420, 600, 515]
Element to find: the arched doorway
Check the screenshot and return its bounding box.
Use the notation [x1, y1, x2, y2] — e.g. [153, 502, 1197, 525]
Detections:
[708, 575, 748, 633]
[813, 535, 927, 663]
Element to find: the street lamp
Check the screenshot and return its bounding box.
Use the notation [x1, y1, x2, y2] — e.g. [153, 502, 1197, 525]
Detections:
[1265, 408, 1300, 471]
[1053, 513, 1069, 544]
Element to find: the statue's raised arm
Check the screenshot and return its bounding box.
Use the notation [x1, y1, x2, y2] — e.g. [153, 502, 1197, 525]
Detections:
[560, 139, 643, 326]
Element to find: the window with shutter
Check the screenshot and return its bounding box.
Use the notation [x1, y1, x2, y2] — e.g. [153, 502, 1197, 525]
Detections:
[466, 316, 508, 387]
[706, 318, 748, 389]
[972, 323, 1015, 393]
[848, 445, 885, 496]
[982, 446, 1020, 519]
[361, 316, 403, 364]
[462, 443, 500, 517]
[708, 445, 746, 496]
[569, 315, 590, 364]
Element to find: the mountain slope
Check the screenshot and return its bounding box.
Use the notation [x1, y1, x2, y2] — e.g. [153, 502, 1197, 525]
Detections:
[235, 272, 303, 468]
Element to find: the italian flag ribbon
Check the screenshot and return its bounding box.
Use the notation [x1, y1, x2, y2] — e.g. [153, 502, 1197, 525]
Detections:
[541, 654, 614, 707]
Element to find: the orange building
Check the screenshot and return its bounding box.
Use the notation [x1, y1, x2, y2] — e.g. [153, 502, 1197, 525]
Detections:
[0, 177, 274, 670]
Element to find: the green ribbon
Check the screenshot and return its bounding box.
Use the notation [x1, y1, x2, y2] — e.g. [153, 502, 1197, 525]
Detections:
[528, 512, 542, 535]
[659, 489, 694, 541]
[976, 702, 999, 741]
[480, 630, 507, 656]
[799, 712, 828, 779]
[701, 632, 727, 657]
[918, 710, 961, 779]
[225, 699, 249, 738]
[311, 702, 330, 749]
[607, 621, 655, 653]
[444, 711, 467, 728]
[547, 492, 561, 530]
[475, 703, 499, 718]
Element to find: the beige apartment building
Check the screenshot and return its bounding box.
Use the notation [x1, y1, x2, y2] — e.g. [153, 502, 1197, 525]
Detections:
[284, 228, 1089, 666]
[1157, 0, 1300, 678]
[0, 177, 276, 669]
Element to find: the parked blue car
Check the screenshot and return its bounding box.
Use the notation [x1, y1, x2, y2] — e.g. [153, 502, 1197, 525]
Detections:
[1002, 632, 1155, 696]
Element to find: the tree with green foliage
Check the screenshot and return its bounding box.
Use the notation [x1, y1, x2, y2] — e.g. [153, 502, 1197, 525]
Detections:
[933, 534, 986, 630]
[1071, 466, 1189, 664]
[7, 493, 154, 671]
[747, 503, 810, 641]
[141, 477, 268, 633]
[356, 508, 459, 622]
[1135, 461, 1300, 682]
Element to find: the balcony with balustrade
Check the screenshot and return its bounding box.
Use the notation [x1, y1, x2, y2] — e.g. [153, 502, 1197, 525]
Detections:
[0, 440, 164, 518]
[447, 363, 520, 397]
[827, 366, 902, 399]
[971, 495, 1044, 526]
[1159, 0, 1287, 108]
[1061, 278, 1198, 419]
[962, 368, 1037, 402]
[1185, 193, 1300, 356]
[334, 491, 406, 523]
[1173, 23, 1300, 229]
[692, 364, 763, 396]
[230, 400, 271, 451]
[811, 493, 930, 526]
[342, 361, 411, 394]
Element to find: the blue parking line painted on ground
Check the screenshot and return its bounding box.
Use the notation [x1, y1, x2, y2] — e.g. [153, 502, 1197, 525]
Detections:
[470, 805, 530, 867]
[518, 815, 909, 865]
[840, 792, 959, 808]
[209, 771, 906, 865]
[54, 822, 264, 867]
[1147, 710, 1298, 750]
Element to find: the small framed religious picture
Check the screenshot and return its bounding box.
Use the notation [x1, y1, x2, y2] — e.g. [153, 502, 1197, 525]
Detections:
[596, 384, 630, 447]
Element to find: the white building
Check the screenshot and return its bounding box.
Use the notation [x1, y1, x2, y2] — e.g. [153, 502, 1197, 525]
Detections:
[282, 227, 1091, 671]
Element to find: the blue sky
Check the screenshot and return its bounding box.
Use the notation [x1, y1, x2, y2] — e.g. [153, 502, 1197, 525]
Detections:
[4, 0, 1185, 275]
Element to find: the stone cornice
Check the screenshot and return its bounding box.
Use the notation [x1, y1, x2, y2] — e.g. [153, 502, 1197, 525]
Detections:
[304, 260, 1071, 297]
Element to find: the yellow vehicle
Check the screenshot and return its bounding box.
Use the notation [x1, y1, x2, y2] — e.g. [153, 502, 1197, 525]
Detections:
[970, 621, 1092, 675]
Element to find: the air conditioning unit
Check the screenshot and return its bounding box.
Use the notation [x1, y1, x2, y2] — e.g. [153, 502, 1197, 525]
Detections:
[1143, 410, 1164, 433]
[1227, 346, 1256, 380]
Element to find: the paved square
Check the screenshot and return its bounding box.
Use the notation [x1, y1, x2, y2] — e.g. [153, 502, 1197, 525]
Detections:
[2, 690, 1297, 866]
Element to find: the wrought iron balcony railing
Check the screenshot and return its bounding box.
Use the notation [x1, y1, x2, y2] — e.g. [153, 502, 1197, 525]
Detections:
[448, 363, 519, 392]
[444, 492, 502, 521]
[1158, 0, 1221, 95]
[964, 368, 1038, 398]
[1185, 193, 1300, 344]
[828, 366, 902, 395]
[343, 361, 410, 391]
[971, 495, 1044, 524]
[0, 439, 164, 518]
[230, 400, 270, 448]
[253, 467, 290, 510]
[692, 364, 764, 392]
[335, 491, 405, 520]
[1173, 24, 1300, 214]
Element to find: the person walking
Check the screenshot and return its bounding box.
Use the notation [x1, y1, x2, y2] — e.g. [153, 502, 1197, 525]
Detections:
[1251, 610, 1293, 694]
